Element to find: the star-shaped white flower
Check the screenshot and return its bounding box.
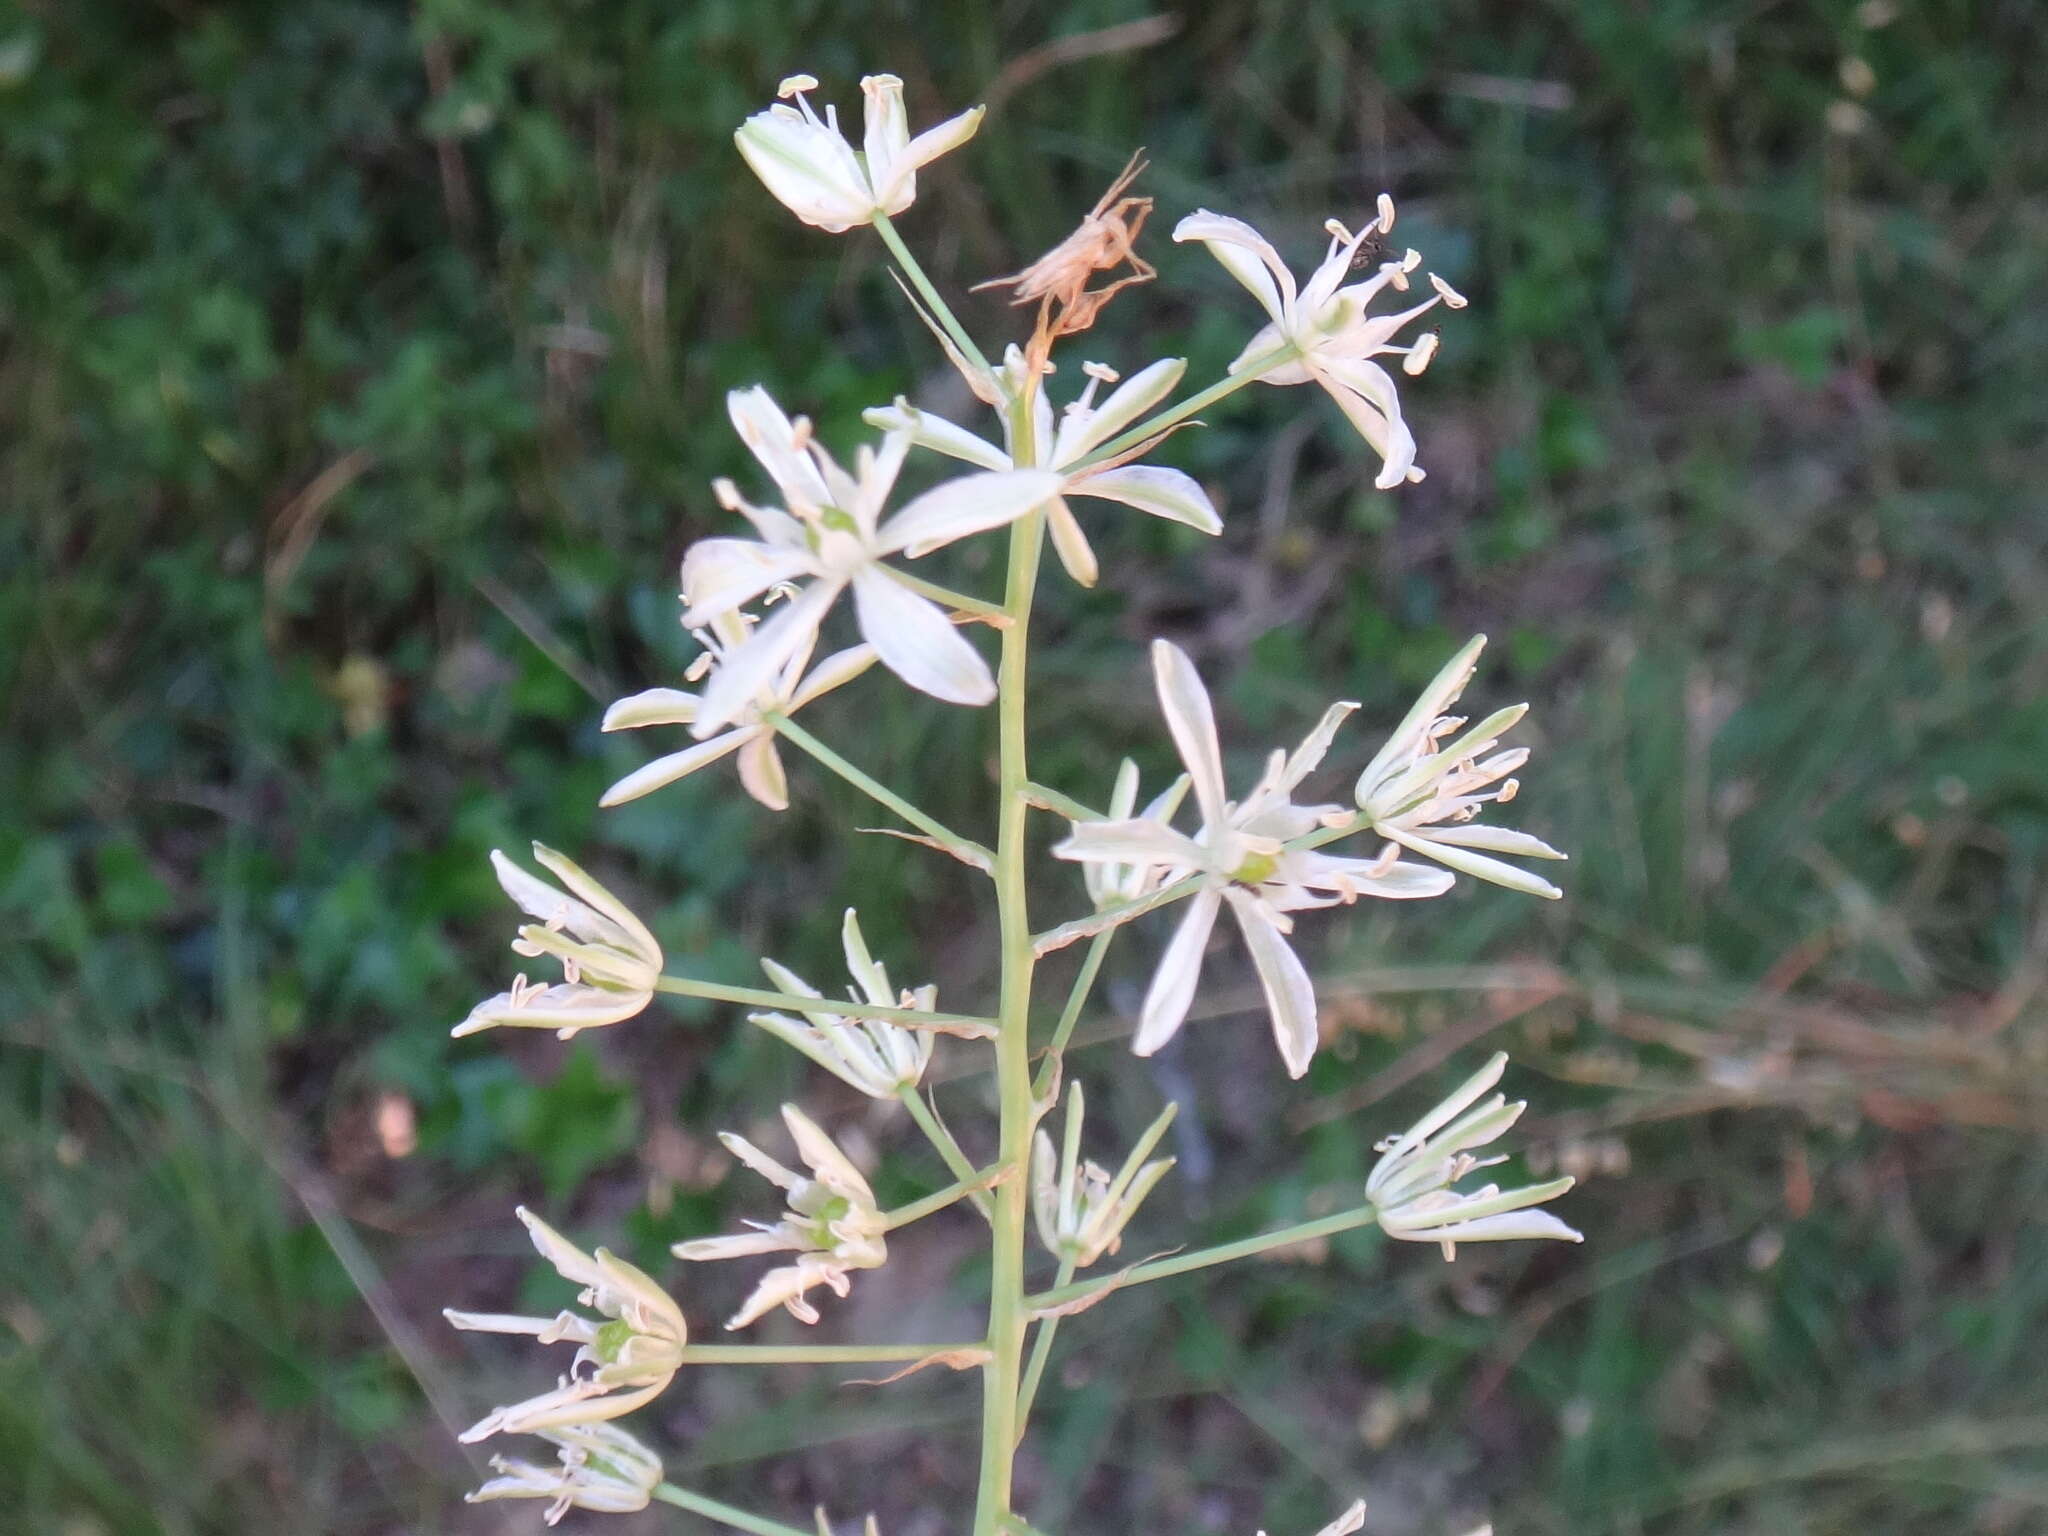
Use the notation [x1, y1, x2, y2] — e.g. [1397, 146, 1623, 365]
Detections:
[1054, 639, 1452, 1077]
[1352, 635, 1567, 899]
[681, 386, 1058, 734]
[453, 845, 663, 1040]
[748, 908, 949, 1099]
[865, 350, 1222, 586]
[1173, 196, 1464, 488]
[735, 73, 983, 234]
[599, 609, 876, 812]
[673, 1105, 889, 1329]
[445, 1207, 688, 1442]
[1367, 1052, 1582, 1259]
[465, 1421, 663, 1522]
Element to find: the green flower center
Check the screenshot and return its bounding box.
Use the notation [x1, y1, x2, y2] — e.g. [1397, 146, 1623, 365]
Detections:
[593, 1318, 637, 1362]
[1231, 851, 1279, 886]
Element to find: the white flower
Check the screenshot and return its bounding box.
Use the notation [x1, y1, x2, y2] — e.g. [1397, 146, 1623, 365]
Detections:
[599, 609, 876, 811]
[748, 908, 941, 1098]
[1031, 1083, 1177, 1267]
[1259, 1500, 1368, 1536]
[681, 386, 1058, 733]
[465, 1421, 663, 1523]
[1173, 197, 1464, 488]
[674, 1105, 889, 1329]
[735, 73, 983, 233]
[1367, 1052, 1582, 1259]
[453, 845, 663, 1039]
[1076, 758, 1190, 910]
[1054, 640, 1453, 1078]
[1351, 635, 1567, 899]
[865, 351, 1222, 586]
[445, 1207, 688, 1441]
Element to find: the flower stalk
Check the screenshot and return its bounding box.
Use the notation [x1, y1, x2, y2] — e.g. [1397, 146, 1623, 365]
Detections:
[437, 72, 1584, 1533]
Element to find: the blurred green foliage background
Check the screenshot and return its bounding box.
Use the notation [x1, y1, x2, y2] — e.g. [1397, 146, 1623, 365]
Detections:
[4, 1, 2046, 1532]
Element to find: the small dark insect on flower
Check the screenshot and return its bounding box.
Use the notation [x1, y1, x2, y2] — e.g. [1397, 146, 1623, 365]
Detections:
[975, 150, 1156, 368]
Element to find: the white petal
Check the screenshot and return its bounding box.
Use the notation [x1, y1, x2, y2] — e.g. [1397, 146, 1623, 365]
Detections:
[441, 1309, 565, 1338]
[692, 580, 840, 736]
[458, 1377, 665, 1444]
[489, 850, 611, 941]
[1423, 823, 1567, 860]
[452, 982, 651, 1038]
[782, 1104, 875, 1202]
[1133, 886, 1222, 1057]
[601, 687, 699, 732]
[850, 568, 994, 705]
[672, 1230, 804, 1261]
[727, 386, 832, 507]
[1386, 828, 1564, 900]
[787, 643, 879, 709]
[1172, 210, 1296, 326]
[599, 729, 753, 808]
[733, 109, 875, 233]
[736, 732, 790, 811]
[1045, 497, 1099, 586]
[1272, 700, 1358, 799]
[1053, 818, 1210, 870]
[1149, 639, 1230, 832]
[1354, 636, 1487, 802]
[529, 843, 660, 960]
[1231, 320, 1310, 380]
[876, 468, 1060, 557]
[1058, 356, 1186, 462]
[516, 1206, 606, 1289]
[1225, 889, 1320, 1078]
[1395, 1052, 1511, 1150]
[679, 537, 812, 627]
[1282, 848, 1456, 900]
[873, 103, 985, 210]
[1314, 355, 1417, 489]
[858, 74, 910, 195]
[1074, 465, 1222, 535]
[861, 403, 1011, 470]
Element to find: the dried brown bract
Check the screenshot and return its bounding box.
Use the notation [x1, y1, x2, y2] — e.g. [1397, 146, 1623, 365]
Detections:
[976, 151, 1155, 370]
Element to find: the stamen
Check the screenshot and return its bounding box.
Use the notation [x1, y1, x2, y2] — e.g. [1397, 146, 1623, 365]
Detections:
[1403, 332, 1440, 376]
[1430, 273, 1470, 309]
[776, 74, 819, 99]
[1376, 192, 1397, 233]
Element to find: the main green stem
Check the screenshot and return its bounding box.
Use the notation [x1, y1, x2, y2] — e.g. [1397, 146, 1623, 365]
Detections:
[973, 408, 1050, 1536]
